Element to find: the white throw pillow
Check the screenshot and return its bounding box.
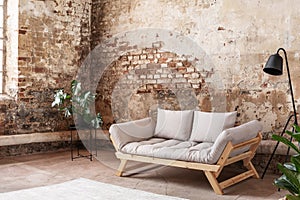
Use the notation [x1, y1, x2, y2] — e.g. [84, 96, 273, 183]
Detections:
[189, 111, 237, 142]
[154, 108, 194, 141]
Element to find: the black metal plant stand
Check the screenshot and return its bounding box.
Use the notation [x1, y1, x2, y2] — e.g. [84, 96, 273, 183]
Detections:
[70, 125, 97, 161]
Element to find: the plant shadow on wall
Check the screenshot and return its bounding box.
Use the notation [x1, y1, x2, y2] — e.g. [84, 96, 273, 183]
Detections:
[272, 124, 300, 200]
[52, 80, 103, 129]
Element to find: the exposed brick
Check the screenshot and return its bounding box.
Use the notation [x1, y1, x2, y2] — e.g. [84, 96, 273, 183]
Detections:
[187, 67, 195, 73]
[157, 79, 171, 84]
[140, 54, 147, 60]
[147, 63, 160, 69]
[144, 79, 157, 84]
[161, 63, 168, 68]
[172, 78, 187, 83]
[3, 0, 91, 141]
[146, 74, 153, 79]
[154, 74, 161, 79]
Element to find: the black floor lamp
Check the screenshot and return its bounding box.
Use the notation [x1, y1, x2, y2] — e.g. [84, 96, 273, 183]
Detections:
[261, 48, 298, 179]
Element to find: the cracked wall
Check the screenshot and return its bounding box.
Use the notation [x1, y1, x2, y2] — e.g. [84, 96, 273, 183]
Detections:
[1, 0, 300, 158]
[92, 0, 300, 138]
[1, 0, 91, 135]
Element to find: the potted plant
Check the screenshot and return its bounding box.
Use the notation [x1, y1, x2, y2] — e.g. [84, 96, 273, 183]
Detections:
[52, 80, 103, 129]
[272, 124, 300, 200]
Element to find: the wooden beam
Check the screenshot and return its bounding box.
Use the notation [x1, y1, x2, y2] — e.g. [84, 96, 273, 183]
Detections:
[219, 170, 256, 189]
[0, 130, 109, 146]
[115, 152, 221, 172]
[232, 136, 261, 150]
[116, 159, 128, 177]
[225, 152, 252, 166]
[204, 171, 224, 195]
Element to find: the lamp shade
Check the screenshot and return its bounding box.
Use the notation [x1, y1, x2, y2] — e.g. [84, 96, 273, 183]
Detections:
[263, 53, 283, 76]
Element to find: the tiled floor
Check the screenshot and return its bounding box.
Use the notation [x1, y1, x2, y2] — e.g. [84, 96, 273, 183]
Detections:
[0, 148, 288, 200]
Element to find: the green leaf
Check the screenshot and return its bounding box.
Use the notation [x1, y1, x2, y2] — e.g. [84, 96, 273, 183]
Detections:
[286, 130, 300, 143]
[291, 155, 300, 172]
[291, 133, 300, 143]
[274, 175, 296, 193]
[64, 109, 72, 117]
[277, 163, 300, 194]
[286, 194, 300, 200]
[294, 124, 300, 133]
[287, 123, 300, 142]
[284, 163, 297, 172]
[52, 89, 67, 107]
[71, 80, 81, 95]
[272, 134, 300, 154]
[52, 80, 103, 128]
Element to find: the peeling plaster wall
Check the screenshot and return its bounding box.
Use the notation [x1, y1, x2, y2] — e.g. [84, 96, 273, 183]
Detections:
[0, 0, 300, 160]
[92, 0, 300, 138]
[0, 0, 91, 137]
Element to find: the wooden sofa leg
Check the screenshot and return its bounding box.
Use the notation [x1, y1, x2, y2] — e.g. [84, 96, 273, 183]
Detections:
[244, 161, 260, 179]
[116, 159, 128, 177]
[204, 171, 223, 195]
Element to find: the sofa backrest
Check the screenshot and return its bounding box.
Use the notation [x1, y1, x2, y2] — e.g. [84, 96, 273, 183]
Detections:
[153, 108, 194, 140]
[153, 108, 238, 143]
[189, 111, 237, 142]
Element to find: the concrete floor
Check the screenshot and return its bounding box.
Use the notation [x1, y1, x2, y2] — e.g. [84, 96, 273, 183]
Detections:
[0, 148, 288, 200]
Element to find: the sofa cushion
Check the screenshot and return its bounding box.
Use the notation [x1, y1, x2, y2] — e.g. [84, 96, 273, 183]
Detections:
[154, 108, 194, 141]
[121, 138, 214, 163]
[121, 120, 262, 164]
[189, 111, 237, 142]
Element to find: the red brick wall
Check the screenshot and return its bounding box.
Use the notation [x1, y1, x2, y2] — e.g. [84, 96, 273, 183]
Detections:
[1, 0, 91, 135]
[96, 47, 216, 129]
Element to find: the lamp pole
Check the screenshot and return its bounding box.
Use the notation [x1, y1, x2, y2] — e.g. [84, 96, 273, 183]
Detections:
[277, 48, 298, 126]
[261, 48, 298, 179]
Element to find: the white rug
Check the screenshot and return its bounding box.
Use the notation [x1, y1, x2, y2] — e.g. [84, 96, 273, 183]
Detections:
[0, 178, 188, 200]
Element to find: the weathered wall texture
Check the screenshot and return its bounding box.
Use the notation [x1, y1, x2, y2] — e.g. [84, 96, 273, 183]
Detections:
[92, 0, 300, 138]
[0, 0, 91, 136]
[1, 0, 300, 160]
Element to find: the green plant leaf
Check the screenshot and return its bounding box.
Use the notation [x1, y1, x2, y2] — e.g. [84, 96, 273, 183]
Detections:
[52, 89, 64, 107]
[294, 124, 300, 133]
[277, 163, 300, 195]
[274, 175, 296, 193]
[286, 194, 300, 200]
[71, 80, 81, 96]
[286, 130, 300, 143]
[64, 109, 72, 117]
[291, 155, 300, 172]
[284, 163, 297, 172]
[272, 134, 300, 154]
[291, 133, 300, 143]
[52, 80, 103, 128]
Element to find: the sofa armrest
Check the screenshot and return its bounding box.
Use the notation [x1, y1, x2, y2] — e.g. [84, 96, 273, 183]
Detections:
[109, 117, 156, 151]
[205, 120, 263, 164]
[221, 120, 263, 145]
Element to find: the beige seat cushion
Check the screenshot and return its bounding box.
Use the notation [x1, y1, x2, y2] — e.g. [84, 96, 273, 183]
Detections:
[120, 120, 262, 164]
[121, 137, 214, 163]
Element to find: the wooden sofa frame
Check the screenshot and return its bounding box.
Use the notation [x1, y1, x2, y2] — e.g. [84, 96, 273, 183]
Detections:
[110, 133, 262, 195]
